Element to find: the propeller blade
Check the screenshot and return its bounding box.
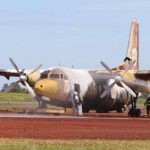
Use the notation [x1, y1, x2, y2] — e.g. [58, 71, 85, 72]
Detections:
[100, 60, 137, 98]
[100, 82, 116, 99]
[9, 58, 20, 75]
[120, 81, 136, 97]
[4, 80, 20, 92]
[28, 64, 43, 75]
[24, 81, 35, 97]
[100, 61, 113, 74]
[8, 58, 36, 98]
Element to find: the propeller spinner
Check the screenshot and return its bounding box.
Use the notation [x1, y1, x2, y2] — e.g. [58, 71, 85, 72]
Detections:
[4, 58, 42, 97]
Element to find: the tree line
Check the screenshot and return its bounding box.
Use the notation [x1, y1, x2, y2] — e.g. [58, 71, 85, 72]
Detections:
[1, 83, 28, 93]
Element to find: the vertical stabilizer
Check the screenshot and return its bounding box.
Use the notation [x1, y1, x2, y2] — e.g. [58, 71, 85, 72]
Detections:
[124, 19, 139, 70]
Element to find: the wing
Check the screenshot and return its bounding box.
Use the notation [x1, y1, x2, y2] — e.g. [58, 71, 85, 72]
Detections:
[0, 69, 45, 80]
[0, 69, 23, 80]
[134, 70, 150, 81]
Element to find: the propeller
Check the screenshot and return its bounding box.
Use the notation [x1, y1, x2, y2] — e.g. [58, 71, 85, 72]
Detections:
[4, 58, 42, 97]
[100, 61, 136, 98]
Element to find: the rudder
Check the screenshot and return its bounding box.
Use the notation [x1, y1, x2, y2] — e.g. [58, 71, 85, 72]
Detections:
[124, 19, 139, 70]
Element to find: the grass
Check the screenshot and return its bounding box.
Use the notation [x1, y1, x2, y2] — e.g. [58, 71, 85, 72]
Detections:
[0, 92, 146, 113]
[0, 92, 146, 103]
[0, 92, 32, 102]
[0, 139, 149, 150]
[0, 92, 37, 111]
[137, 98, 146, 105]
[0, 92, 65, 112]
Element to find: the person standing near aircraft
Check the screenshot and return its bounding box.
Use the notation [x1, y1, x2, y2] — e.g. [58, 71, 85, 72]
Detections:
[144, 96, 150, 116]
[73, 84, 83, 116]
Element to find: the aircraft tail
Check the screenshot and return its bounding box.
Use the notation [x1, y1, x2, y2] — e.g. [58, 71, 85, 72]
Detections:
[124, 19, 139, 70]
[112, 19, 139, 71]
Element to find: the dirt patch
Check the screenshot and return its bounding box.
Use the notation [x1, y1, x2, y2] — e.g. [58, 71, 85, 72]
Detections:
[0, 115, 150, 140]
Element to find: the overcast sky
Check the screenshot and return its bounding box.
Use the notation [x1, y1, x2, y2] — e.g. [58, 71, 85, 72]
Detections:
[0, 0, 150, 86]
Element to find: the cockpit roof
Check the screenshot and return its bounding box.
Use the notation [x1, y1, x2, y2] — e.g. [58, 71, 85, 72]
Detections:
[40, 68, 68, 80]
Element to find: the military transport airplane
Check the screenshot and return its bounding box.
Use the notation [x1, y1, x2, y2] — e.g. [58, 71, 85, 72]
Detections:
[0, 19, 150, 117]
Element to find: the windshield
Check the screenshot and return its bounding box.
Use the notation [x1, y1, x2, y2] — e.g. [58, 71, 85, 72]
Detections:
[49, 74, 60, 79]
[40, 70, 50, 79]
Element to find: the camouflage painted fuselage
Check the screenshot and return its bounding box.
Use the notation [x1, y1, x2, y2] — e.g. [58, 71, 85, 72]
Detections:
[34, 67, 132, 112]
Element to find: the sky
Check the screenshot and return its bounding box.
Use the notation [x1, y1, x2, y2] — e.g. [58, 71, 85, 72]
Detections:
[0, 0, 150, 87]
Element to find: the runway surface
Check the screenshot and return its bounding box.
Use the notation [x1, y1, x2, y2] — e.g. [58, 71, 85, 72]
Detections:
[0, 113, 150, 140]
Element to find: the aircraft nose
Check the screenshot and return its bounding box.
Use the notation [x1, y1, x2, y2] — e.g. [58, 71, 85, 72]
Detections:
[34, 79, 60, 98]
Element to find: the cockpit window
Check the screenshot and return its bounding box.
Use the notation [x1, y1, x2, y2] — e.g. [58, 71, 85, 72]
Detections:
[40, 70, 50, 79]
[49, 74, 60, 79]
[45, 69, 69, 80]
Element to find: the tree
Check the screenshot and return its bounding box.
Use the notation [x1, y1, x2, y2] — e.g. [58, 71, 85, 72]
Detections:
[1, 83, 8, 92]
[1, 83, 28, 93]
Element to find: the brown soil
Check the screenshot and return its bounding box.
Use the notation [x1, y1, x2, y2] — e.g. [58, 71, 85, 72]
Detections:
[0, 115, 150, 140]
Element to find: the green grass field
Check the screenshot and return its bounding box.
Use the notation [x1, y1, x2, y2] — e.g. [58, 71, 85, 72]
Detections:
[0, 92, 38, 112]
[0, 92, 65, 112]
[0, 92, 146, 112]
[137, 97, 146, 105]
[0, 92, 146, 103]
[0, 92, 32, 101]
[0, 139, 149, 150]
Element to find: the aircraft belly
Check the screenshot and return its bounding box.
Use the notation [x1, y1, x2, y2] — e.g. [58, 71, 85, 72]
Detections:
[47, 98, 71, 108]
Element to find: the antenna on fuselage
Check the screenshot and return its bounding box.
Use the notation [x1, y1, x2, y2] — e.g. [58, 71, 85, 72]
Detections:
[59, 63, 61, 67]
[71, 65, 74, 69]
